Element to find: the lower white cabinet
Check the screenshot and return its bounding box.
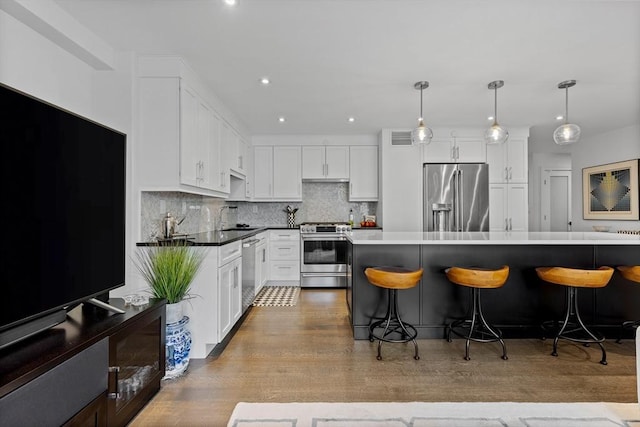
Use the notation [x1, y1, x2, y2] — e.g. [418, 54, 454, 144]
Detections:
[218, 242, 242, 340]
[269, 230, 300, 281]
[183, 247, 217, 359]
[489, 183, 529, 231]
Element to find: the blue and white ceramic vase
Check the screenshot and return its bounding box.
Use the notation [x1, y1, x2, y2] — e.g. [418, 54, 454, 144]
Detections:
[164, 315, 191, 379]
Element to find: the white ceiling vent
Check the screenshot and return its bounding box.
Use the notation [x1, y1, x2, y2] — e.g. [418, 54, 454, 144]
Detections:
[391, 131, 412, 146]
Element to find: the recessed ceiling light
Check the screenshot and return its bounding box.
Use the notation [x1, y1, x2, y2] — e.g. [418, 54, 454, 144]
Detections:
[260, 77, 270, 85]
[224, 0, 237, 5]
[556, 115, 564, 120]
[278, 117, 286, 122]
[348, 117, 355, 123]
[487, 116, 494, 121]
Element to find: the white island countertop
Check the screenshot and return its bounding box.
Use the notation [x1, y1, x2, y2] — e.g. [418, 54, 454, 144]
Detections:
[348, 230, 640, 245]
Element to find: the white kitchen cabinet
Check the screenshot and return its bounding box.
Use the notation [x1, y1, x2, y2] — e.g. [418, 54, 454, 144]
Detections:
[269, 230, 300, 281]
[302, 146, 349, 180]
[489, 183, 529, 231]
[423, 137, 486, 163]
[223, 121, 247, 177]
[217, 240, 242, 340]
[253, 146, 302, 201]
[486, 137, 528, 184]
[137, 76, 228, 197]
[349, 145, 378, 201]
[183, 247, 217, 359]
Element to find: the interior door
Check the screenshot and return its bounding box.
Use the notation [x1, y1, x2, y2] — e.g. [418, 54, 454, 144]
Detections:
[540, 170, 572, 231]
[550, 175, 571, 231]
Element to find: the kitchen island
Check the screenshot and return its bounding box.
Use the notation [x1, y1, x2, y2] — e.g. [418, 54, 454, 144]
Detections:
[346, 231, 640, 340]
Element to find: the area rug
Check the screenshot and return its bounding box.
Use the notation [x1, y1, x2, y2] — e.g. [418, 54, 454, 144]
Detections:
[252, 286, 300, 307]
[228, 401, 640, 426]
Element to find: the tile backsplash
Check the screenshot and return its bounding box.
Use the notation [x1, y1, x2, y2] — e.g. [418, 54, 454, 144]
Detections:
[140, 183, 377, 241]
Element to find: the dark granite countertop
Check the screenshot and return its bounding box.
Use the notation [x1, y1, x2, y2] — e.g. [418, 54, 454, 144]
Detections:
[136, 226, 299, 247]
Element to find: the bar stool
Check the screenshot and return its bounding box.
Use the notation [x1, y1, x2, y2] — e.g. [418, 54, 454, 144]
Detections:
[445, 265, 509, 361]
[365, 266, 423, 361]
[616, 265, 640, 343]
[536, 266, 614, 365]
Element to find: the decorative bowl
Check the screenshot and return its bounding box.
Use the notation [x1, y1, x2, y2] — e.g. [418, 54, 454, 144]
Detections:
[592, 225, 611, 232]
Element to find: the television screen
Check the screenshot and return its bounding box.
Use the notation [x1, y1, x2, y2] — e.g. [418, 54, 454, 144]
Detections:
[0, 83, 126, 343]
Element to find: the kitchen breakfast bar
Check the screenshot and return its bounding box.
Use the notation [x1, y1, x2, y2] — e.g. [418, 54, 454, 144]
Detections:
[346, 231, 640, 340]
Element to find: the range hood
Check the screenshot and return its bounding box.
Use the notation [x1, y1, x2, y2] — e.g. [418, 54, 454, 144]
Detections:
[302, 177, 349, 183]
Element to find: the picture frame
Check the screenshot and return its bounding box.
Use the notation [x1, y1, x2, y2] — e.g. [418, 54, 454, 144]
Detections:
[582, 159, 639, 220]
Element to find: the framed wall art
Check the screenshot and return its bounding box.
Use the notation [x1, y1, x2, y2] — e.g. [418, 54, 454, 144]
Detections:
[582, 158, 639, 220]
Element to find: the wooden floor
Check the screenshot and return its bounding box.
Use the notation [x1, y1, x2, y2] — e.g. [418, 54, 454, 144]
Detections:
[131, 288, 638, 426]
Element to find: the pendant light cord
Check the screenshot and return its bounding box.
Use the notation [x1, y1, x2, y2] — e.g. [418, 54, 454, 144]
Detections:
[420, 86, 424, 120]
[564, 87, 569, 124]
[493, 86, 498, 125]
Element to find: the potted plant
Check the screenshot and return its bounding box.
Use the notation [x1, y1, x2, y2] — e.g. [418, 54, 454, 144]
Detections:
[134, 242, 205, 379]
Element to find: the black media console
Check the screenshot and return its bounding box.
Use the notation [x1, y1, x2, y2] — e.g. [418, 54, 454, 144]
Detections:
[0, 298, 166, 427]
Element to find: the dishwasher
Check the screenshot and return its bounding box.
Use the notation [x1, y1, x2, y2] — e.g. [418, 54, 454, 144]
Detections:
[241, 237, 260, 313]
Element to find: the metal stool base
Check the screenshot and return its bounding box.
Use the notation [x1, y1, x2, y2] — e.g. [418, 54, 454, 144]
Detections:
[446, 287, 508, 361]
[369, 288, 419, 360]
[543, 286, 607, 365]
[616, 320, 640, 343]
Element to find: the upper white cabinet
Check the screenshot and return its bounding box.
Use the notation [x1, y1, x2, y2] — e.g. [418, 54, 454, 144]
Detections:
[302, 146, 349, 180]
[423, 137, 486, 163]
[223, 121, 247, 177]
[253, 146, 302, 201]
[486, 137, 528, 183]
[137, 57, 249, 199]
[349, 145, 378, 201]
[137, 77, 228, 197]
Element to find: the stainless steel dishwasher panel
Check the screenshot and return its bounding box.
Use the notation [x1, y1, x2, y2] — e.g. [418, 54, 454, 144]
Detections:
[241, 238, 259, 313]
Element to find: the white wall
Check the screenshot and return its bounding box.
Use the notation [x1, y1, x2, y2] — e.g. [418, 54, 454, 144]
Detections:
[571, 125, 640, 232]
[0, 6, 138, 296]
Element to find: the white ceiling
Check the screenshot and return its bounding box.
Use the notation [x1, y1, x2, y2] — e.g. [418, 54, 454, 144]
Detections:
[54, 0, 640, 143]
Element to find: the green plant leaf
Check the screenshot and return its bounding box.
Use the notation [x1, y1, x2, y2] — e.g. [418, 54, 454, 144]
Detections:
[134, 242, 206, 304]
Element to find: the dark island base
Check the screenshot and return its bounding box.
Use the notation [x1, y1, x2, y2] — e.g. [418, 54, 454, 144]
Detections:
[347, 244, 640, 340]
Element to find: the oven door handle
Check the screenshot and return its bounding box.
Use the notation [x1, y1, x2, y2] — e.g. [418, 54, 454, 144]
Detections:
[301, 235, 348, 241]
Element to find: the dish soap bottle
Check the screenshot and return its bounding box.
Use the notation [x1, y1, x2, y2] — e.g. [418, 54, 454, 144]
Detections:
[348, 209, 354, 226]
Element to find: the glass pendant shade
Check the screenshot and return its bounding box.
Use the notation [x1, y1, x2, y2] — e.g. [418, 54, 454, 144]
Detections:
[411, 118, 433, 144]
[411, 81, 433, 145]
[553, 123, 581, 145]
[553, 80, 580, 145]
[484, 122, 509, 145]
[484, 80, 508, 145]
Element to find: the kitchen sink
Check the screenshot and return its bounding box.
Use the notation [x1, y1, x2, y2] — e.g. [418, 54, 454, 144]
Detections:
[222, 227, 260, 231]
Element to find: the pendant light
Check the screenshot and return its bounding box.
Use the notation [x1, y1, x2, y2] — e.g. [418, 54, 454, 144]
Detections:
[411, 81, 433, 145]
[553, 80, 581, 145]
[484, 80, 509, 145]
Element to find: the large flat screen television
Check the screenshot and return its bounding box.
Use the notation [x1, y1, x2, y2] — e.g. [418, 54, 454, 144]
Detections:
[0, 83, 126, 349]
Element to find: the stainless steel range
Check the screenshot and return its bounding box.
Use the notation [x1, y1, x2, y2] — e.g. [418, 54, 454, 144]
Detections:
[300, 222, 351, 288]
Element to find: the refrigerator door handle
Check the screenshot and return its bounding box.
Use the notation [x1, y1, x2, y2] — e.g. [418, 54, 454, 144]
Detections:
[458, 169, 463, 231]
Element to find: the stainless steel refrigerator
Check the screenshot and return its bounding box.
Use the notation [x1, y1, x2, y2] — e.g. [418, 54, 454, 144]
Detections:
[423, 163, 490, 232]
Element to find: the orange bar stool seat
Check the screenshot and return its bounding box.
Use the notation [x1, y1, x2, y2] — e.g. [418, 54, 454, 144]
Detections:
[616, 266, 640, 342]
[536, 266, 614, 365]
[445, 265, 509, 361]
[365, 266, 423, 361]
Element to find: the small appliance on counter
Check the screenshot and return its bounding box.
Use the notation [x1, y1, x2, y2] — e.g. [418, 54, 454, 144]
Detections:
[161, 212, 185, 238]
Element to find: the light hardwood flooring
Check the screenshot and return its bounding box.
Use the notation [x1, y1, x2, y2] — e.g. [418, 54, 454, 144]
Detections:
[131, 288, 638, 426]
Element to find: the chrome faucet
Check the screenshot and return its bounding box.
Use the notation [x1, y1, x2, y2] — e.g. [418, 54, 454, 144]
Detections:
[215, 205, 237, 231]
